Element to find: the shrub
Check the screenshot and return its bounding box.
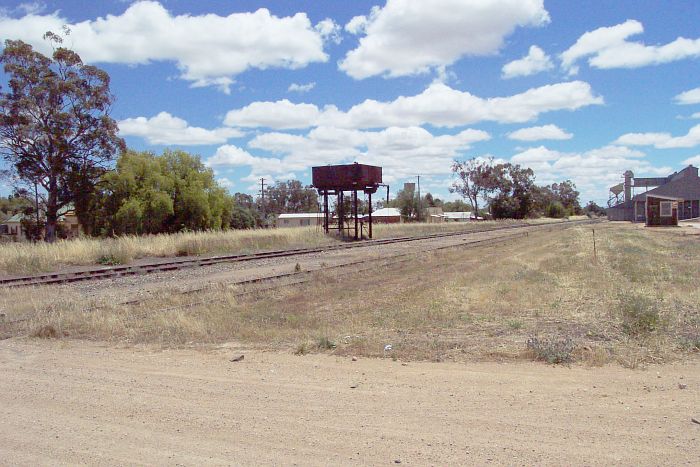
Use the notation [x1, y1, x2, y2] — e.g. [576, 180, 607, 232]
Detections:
[545, 202, 567, 219]
[619, 292, 661, 336]
[294, 342, 310, 355]
[316, 336, 336, 350]
[526, 336, 575, 364]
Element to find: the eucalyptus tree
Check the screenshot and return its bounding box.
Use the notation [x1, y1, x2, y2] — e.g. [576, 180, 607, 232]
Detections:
[0, 33, 124, 241]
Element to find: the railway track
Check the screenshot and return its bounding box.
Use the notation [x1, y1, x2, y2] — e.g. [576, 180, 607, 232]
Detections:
[0, 220, 597, 330]
[0, 219, 599, 288]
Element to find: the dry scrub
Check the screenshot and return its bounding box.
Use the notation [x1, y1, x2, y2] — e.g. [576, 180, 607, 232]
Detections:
[0, 218, 569, 275]
[2, 222, 698, 367]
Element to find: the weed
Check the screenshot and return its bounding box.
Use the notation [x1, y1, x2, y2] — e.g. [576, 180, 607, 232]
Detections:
[294, 342, 310, 355]
[316, 336, 336, 350]
[678, 335, 700, 351]
[526, 336, 576, 364]
[618, 292, 662, 336]
[31, 324, 59, 339]
[294, 263, 302, 273]
[507, 319, 524, 330]
[97, 254, 122, 265]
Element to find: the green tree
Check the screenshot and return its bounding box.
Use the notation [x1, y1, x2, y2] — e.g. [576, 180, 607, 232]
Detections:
[489, 164, 536, 219]
[0, 193, 32, 220]
[0, 35, 124, 242]
[96, 150, 233, 235]
[584, 201, 606, 217]
[450, 158, 500, 217]
[441, 199, 473, 212]
[551, 180, 581, 215]
[261, 180, 318, 216]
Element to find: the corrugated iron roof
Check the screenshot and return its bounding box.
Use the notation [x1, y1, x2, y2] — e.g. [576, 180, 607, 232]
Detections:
[442, 211, 474, 219]
[633, 172, 700, 201]
[278, 213, 325, 219]
[367, 208, 400, 217]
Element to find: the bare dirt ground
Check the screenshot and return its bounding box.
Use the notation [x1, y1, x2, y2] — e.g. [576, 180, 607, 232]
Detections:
[1, 338, 698, 466]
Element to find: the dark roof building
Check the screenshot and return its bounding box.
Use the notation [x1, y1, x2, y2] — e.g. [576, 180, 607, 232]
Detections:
[607, 165, 700, 226]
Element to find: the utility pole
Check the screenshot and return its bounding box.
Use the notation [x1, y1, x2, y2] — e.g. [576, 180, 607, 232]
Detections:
[416, 175, 421, 222]
[34, 181, 40, 241]
[260, 177, 266, 228]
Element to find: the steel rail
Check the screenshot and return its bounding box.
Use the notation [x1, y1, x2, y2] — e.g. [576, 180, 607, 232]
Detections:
[0, 221, 594, 331]
[0, 219, 600, 288]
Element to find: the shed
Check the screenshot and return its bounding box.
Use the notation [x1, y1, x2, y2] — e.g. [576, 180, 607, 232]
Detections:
[361, 207, 401, 224]
[443, 211, 480, 221]
[277, 213, 324, 228]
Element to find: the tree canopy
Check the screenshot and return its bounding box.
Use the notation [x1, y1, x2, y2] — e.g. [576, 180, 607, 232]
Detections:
[261, 180, 319, 218]
[451, 157, 582, 219]
[92, 150, 234, 236]
[0, 35, 125, 242]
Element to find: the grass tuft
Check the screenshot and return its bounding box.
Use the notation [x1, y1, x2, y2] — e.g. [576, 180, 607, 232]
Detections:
[526, 336, 576, 364]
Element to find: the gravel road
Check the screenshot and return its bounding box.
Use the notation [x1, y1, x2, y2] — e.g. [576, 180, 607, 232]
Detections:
[1, 338, 698, 466]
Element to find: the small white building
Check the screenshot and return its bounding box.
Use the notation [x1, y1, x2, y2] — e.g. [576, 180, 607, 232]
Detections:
[277, 213, 324, 228]
[442, 211, 481, 222]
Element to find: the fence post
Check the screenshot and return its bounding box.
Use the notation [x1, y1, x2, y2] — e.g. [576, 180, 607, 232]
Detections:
[592, 228, 597, 262]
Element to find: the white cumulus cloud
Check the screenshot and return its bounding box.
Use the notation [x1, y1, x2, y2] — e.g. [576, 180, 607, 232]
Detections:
[675, 87, 700, 105]
[206, 126, 490, 183]
[510, 144, 670, 202]
[339, 0, 549, 79]
[287, 82, 316, 93]
[0, 1, 332, 93]
[118, 112, 244, 145]
[224, 81, 602, 130]
[224, 100, 323, 129]
[508, 124, 572, 141]
[614, 124, 700, 149]
[502, 45, 553, 79]
[560, 19, 700, 74]
[682, 154, 700, 166]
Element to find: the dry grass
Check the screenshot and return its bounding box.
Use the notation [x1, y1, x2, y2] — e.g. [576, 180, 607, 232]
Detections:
[0, 227, 332, 275]
[3, 222, 698, 367]
[0, 218, 568, 275]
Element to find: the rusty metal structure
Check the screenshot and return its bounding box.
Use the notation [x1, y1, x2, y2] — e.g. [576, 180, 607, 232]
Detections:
[312, 163, 382, 240]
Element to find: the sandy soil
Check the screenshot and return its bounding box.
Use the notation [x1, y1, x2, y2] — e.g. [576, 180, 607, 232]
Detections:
[1, 339, 698, 466]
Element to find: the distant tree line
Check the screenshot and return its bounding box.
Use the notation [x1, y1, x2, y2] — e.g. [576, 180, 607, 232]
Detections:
[1, 35, 603, 242]
[450, 157, 585, 219]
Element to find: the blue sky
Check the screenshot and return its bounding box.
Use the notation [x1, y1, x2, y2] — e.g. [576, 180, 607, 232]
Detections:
[1, 0, 700, 204]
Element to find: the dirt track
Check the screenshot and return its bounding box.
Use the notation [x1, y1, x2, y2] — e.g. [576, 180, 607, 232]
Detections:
[1, 339, 698, 465]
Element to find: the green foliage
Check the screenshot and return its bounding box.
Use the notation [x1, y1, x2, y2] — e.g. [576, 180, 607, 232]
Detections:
[545, 201, 567, 218]
[94, 149, 235, 236]
[526, 336, 575, 364]
[262, 180, 318, 216]
[230, 204, 256, 229]
[584, 201, 607, 217]
[0, 36, 124, 242]
[451, 157, 500, 216]
[533, 181, 582, 216]
[618, 292, 662, 336]
[440, 199, 472, 212]
[0, 195, 32, 220]
[452, 158, 560, 220]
